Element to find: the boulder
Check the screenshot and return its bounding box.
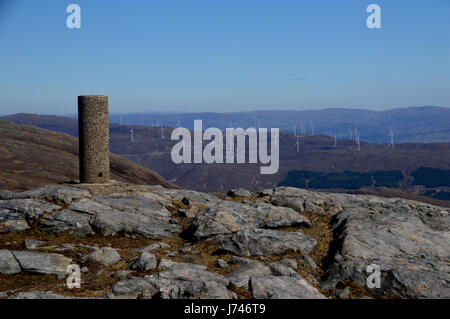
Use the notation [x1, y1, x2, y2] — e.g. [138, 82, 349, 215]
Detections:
[11, 251, 71, 275]
[280, 258, 298, 270]
[190, 200, 311, 239]
[0, 250, 21, 274]
[297, 254, 318, 269]
[144, 186, 222, 207]
[93, 194, 172, 220]
[130, 252, 157, 271]
[0, 186, 90, 204]
[227, 188, 253, 198]
[84, 247, 121, 266]
[218, 228, 317, 257]
[112, 260, 235, 299]
[321, 209, 450, 298]
[91, 208, 182, 239]
[23, 240, 47, 250]
[39, 209, 95, 236]
[216, 259, 229, 269]
[250, 276, 326, 299]
[227, 261, 272, 287]
[0, 199, 61, 233]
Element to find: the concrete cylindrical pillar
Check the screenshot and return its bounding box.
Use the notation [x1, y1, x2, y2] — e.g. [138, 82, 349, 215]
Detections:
[78, 95, 110, 184]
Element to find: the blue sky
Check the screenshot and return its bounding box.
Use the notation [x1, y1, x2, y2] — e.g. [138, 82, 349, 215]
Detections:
[0, 0, 449, 115]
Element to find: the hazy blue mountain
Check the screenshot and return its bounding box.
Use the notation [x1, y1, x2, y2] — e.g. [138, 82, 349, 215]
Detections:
[103, 106, 450, 144]
[3, 106, 449, 144]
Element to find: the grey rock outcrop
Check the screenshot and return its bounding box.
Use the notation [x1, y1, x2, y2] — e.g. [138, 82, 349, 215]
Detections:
[91, 208, 181, 239]
[0, 199, 61, 233]
[271, 186, 449, 221]
[112, 260, 235, 299]
[83, 247, 121, 266]
[250, 276, 326, 299]
[227, 188, 253, 198]
[0, 188, 183, 239]
[218, 228, 317, 257]
[281, 258, 298, 270]
[321, 209, 450, 298]
[227, 260, 272, 287]
[0, 250, 21, 274]
[7, 291, 93, 299]
[190, 201, 311, 239]
[131, 252, 157, 271]
[297, 254, 318, 269]
[11, 250, 71, 275]
[1, 184, 449, 299]
[226, 257, 305, 288]
[144, 185, 222, 206]
[0, 186, 91, 204]
[39, 209, 95, 236]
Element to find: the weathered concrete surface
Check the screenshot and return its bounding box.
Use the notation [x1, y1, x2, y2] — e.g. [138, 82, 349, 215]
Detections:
[78, 95, 110, 184]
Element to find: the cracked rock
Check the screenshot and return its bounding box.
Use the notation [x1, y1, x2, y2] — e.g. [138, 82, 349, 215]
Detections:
[218, 228, 317, 257]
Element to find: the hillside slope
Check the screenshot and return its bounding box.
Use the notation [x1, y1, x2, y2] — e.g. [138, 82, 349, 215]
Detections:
[0, 120, 177, 191]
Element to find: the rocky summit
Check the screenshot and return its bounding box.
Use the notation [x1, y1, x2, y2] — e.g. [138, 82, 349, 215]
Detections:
[0, 184, 448, 299]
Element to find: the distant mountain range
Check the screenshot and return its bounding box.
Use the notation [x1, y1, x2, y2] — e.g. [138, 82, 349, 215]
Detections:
[94, 106, 450, 144]
[4, 106, 449, 144]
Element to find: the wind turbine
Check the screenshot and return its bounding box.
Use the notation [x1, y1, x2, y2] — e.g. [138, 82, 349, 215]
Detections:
[294, 135, 302, 153]
[355, 129, 361, 151]
[301, 123, 306, 135]
[388, 128, 394, 147]
[160, 124, 165, 139]
[293, 124, 296, 136]
[334, 131, 337, 148]
[310, 121, 314, 135]
[129, 128, 134, 144]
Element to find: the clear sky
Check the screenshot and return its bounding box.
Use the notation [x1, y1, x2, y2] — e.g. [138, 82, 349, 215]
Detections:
[0, 0, 449, 115]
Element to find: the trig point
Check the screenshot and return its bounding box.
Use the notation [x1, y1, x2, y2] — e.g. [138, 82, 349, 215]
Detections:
[78, 95, 110, 184]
